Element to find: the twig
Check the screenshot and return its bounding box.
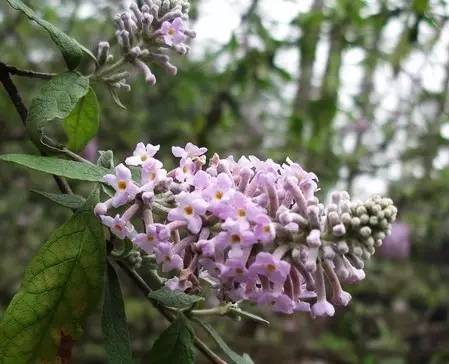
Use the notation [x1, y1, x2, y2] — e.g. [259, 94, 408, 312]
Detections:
[114, 259, 227, 364]
[0, 62, 72, 194]
[0, 61, 55, 80]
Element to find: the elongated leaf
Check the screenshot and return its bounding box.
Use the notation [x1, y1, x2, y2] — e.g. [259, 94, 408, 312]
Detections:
[197, 320, 254, 364]
[0, 154, 109, 182]
[148, 287, 204, 309]
[27, 72, 90, 147]
[0, 190, 105, 363]
[32, 190, 86, 210]
[64, 88, 100, 152]
[102, 262, 134, 364]
[148, 313, 195, 364]
[5, 0, 88, 69]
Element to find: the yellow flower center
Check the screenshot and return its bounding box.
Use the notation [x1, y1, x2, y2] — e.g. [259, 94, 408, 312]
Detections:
[266, 264, 276, 273]
[263, 225, 271, 233]
[215, 191, 223, 200]
[141, 154, 148, 161]
[237, 208, 246, 218]
[235, 268, 244, 274]
[117, 180, 127, 190]
[231, 234, 241, 244]
[168, 26, 176, 36]
[184, 206, 193, 216]
[149, 172, 156, 181]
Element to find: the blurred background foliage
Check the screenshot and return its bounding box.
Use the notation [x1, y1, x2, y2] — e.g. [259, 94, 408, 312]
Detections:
[1, 0, 449, 363]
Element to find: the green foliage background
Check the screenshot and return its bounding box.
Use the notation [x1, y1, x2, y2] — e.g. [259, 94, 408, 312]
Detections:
[1, 0, 449, 363]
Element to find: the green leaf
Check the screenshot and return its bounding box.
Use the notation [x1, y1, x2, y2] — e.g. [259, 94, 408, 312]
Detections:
[5, 0, 87, 70]
[102, 262, 134, 364]
[63, 87, 100, 152]
[97, 150, 115, 169]
[27, 72, 90, 148]
[0, 154, 109, 182]
[0, 190, 105, 363]
[148, 313, 195, 364]
[148, 287, 204, 309]
[32, 190, 86, 210]
[196, 320, 254, 364]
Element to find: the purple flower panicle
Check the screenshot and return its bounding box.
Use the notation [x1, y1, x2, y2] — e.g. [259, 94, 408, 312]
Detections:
[96, 142, 397, 316]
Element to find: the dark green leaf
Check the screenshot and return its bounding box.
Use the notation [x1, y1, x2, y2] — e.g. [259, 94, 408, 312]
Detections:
[32, 190, 86, 209]
[5, 0, 87, 69]
[197, 320, 254, 364]
[63, 87, 100, 152]
[0, 154, 109, 182]
[148, 313, 195, 364]
[27, 72, 90, 148]
[102, 262, 134, 364]
[148, 287, 204, 309]
[0, 190, 105, 363]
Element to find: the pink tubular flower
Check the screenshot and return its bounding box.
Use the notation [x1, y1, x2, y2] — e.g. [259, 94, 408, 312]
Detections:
[100, 214, 135, 240]
[254, 214, 276, 243]
[125, 142, 160, 166]
[174, 157, 196, 184]
[257, 292, 296, 314]
[202, 173, 234, 212]
[168, 192, 208, 234]
[160, 17, 187, 47]
[103, 164, 140, 207]
[218, 219, 256, 258]
[172, 142, 207, 160]
[140, 158, 166, 190]
[217, 191, 263, 224]
[249, 252, 290, 285]
[220, 258, 249, 282]
[155, 242, 183, 272]
[132, 224, 165, 253]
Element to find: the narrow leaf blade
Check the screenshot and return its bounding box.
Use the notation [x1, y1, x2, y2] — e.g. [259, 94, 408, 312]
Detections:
[197, 320, 254, 364]
[32, 190, 86, 209]
[102, 262, 134, 364]
[148, 287, 204, 309]
[63, 87, 100, 152]
[0, 190, 105, 363]
[148, 313, 195, 364]
[0, 154, 109, 182]
[5, 0, 86, 69]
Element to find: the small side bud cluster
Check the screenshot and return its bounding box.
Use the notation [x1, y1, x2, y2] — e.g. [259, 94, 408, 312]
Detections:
[95, 0, 195, 95]
[95, 142, 397, 317]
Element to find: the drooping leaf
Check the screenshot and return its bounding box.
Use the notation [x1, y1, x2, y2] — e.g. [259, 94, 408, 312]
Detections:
[26, 72, 89, 149]
[63, 88, 100, 152]
[0, 154, 109, 182]
[148, 313, 195, 364]
[148, 287, 204, 309]
[32, 190, 86, 210]
[102, 262, 134, 364]
[196, 320, 254, 364]
[5, 0, 90, 69]
[0, 190, 105, 363]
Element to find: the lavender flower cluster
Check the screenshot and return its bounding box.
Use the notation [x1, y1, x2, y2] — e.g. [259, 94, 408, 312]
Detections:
[95, 0, 195, 90]
[95, 143, 397, 317]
